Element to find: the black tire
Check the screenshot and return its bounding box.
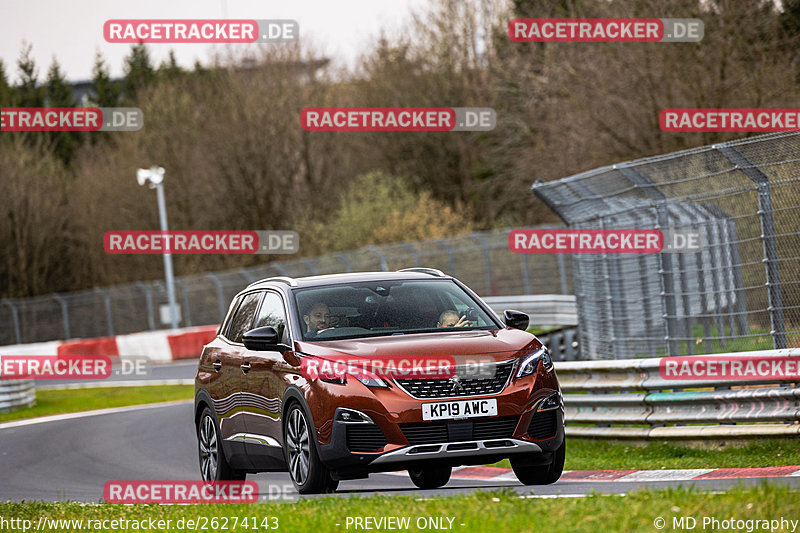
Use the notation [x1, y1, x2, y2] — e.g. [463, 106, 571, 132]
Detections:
[511, 439, 565, 485]
[408, 465, 452, 489]
[283, 402, 335, 494]
[197, 407, 246, 482]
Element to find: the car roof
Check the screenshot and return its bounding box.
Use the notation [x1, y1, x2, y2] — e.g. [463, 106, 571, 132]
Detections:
[244, 269, 452, 292]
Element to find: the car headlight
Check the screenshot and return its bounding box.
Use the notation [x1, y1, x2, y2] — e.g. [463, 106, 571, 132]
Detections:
[355, 376, 389, 388]
[516, 346, 553, 378]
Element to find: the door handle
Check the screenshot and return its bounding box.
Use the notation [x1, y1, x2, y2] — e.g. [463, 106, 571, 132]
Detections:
[212, 360, 222, 371]
[240, 362, 251, 374]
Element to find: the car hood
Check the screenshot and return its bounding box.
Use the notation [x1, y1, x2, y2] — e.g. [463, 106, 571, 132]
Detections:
[294, 328, 541, 362]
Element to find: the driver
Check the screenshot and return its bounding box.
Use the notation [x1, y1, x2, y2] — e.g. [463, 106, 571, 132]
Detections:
[437, 310, 472, 328]
[304, 302, 332, 336]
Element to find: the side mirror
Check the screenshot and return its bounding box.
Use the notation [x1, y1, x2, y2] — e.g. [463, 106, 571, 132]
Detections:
[243, 326, 280, 351]
[504, 310, 529, 331]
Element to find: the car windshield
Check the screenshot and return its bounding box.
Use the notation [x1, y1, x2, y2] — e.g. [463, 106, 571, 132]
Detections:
[294, 279, 499, 341]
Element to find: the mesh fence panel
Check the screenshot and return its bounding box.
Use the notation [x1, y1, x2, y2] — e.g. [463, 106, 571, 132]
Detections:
[0, 227, 573, 345]
[533, 132, 800, 359]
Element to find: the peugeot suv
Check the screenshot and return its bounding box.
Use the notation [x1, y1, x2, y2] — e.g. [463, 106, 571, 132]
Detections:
[194, 268, 565, 493]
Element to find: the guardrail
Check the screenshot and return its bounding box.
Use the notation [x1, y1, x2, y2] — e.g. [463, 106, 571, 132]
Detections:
[556, 349, 800, 439]
[0, 379, 36, 413]
[483, 294, 577, 327]
[537, 326, 580, 361]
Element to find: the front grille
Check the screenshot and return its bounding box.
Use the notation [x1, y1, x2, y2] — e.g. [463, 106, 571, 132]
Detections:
[527, 409, 557, 440]
[394, 360, 516, 399]
[400, 416, 520, 445]
[346, 425, 388, 452]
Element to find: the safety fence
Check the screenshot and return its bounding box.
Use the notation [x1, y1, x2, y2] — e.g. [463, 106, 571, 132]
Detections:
[0, 380, 35, 413]
[558, 349, 800, 439]
[533, 132, 800, 359]
[0, 227, 575, 346]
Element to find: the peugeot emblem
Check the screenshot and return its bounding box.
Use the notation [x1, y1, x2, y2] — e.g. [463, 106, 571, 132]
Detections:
[448, 375, 462, 394]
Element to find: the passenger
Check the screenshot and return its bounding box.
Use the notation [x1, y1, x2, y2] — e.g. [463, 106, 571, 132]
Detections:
[437, 310, 472, 328]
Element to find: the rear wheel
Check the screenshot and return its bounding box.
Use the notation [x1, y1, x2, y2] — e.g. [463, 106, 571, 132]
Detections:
[197, 408, 246, 482]
[284, 403, 335, 494]
[511, 440, 565, 485]
[408, 465, 452, 489]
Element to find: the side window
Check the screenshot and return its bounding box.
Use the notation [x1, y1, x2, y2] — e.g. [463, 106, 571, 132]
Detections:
[227, 292, 262, 343]
[255, 292, 289, 344]
[219, 295, 242, 336]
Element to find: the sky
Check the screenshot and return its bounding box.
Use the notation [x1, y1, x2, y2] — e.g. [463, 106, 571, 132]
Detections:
[0, 0, 430, 83]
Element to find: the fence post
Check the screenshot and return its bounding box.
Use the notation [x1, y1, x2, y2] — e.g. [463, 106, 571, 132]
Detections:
[95, 288, 115, 336]
[335, 253, 353, 273]
[715, 144, 786, 349]
[471, 233, 493, 296]
[205, 274, 226, 324]
[402, 242, 421, 267]
[2, 299, 22, 344]
[435, 239, 456, 277]
[366, 245, 388, 271]
[52, 294, 70, 340]
[556, 253, 568, 295]
[175, 279, 191, 327]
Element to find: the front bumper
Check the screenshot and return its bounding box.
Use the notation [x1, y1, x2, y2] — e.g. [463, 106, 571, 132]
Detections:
[318, 401, 565, 477]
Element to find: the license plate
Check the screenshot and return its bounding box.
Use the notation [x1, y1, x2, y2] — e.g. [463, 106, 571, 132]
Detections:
[422, 399, 497, 421]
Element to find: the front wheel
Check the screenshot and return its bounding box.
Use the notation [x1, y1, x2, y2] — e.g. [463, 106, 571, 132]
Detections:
[408, 465, 452, 489]
[283, 403, 335, 494]
[511, 440, 565, 485]
[197, 408, 246, 482]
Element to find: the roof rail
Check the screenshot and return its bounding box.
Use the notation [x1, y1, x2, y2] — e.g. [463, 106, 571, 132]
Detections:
[247, 276, 298, 288]
[397, 267, 446, 277]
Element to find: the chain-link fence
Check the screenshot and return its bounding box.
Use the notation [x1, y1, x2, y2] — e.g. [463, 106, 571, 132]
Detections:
[533, 132, 800, 360]
[0, 228, 574, 345]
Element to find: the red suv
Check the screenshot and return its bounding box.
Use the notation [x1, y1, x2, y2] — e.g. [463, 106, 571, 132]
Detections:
[194, 268, 564, 493]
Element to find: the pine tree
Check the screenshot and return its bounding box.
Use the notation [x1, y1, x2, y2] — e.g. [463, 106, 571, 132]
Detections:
[16, 43, 44, 107]
[45, 57, 79, 165]
[90, 51, 121, 107]
[45, 58, 75, 107]
[157, 50, 183, 80]
[0, 59, 15, 106]
[122, 43, 155, 101]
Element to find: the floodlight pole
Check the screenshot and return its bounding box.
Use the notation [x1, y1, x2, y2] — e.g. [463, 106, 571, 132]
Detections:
[138, 166, 179, 330]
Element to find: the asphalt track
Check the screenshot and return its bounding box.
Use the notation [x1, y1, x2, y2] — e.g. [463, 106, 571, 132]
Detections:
[2, 401, 799, 503]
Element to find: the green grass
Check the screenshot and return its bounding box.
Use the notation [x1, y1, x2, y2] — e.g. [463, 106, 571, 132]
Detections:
[489, 438, 800, 470]
[1, 485, 798, 532]
[0, 385, 193, 423]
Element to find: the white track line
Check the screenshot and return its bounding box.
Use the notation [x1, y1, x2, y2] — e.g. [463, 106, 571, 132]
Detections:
[0, 399, 193, 430]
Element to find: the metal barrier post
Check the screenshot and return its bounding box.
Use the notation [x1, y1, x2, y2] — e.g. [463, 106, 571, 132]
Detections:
[402, 243, 421, 267]
[716, 144, 786, 349]
[205, 274, 226, 323]
[175, 279, 191, 327]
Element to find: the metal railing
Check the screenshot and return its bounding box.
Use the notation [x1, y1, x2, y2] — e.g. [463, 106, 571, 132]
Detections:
[533, 132, 800, 359]
[557, 349, 800, 439]
[0, 380, 35, 413]
[0, 228, 575, 346]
